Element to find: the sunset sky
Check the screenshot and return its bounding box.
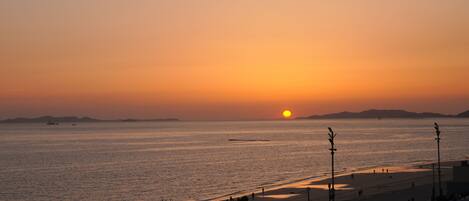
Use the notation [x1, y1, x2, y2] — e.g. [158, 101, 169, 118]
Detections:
[1, 0, 468, 120]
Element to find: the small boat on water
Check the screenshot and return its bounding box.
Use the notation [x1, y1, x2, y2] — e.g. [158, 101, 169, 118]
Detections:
[228, 139, 270, 142]
[46, 121, 59, 125]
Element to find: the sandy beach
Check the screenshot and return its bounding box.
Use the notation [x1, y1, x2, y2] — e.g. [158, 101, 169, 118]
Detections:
[217, 161, 462, 201]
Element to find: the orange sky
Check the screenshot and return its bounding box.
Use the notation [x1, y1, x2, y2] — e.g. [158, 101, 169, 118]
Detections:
[1, 0, 468, 120]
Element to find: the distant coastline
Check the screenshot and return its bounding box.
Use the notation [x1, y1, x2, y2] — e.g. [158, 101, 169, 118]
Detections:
[1, 109, 468, 123]
[297, 109, 469, 120]
[0, 116, 179, 124]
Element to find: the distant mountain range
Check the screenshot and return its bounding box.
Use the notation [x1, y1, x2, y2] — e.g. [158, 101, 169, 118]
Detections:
[0, 116, 179, 124]
[1, 110, 468, 123]
[298, 109, 469, 119]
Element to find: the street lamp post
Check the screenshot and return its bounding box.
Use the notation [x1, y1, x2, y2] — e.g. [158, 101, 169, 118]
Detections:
[328, 127, 337, 201]
[432, 163, 436, 201]
[434, 122, 443, 198]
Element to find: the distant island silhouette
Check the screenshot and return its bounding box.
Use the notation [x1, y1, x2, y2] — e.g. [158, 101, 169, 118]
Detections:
[298, 109, 469, 120]
[1, 110, 468, 123]
[0, 116, 179, 124]
[457, 110, 469, 118]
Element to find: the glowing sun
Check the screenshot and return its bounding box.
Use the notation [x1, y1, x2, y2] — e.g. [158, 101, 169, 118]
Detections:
[282, 110, 293, 119]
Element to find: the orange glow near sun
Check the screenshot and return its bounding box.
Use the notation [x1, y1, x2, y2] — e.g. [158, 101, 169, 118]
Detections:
[282, 110, 292, 119]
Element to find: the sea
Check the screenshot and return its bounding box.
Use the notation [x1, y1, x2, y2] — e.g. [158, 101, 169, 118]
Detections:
[0, 119, 468, 200]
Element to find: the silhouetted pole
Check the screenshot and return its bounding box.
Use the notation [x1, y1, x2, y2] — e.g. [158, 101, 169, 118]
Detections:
[432, 163, 436, 201]
[434, 122, 443, 198]
[328, 127, 337, 201]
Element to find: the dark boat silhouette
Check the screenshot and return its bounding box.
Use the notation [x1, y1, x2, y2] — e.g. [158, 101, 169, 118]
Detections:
[46, 121, 59, 125]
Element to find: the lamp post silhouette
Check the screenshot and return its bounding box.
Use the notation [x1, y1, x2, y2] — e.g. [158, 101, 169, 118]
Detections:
[434, 122, 443, 198]
[328, 127, 337, 201]
[432, 163, 436, 201]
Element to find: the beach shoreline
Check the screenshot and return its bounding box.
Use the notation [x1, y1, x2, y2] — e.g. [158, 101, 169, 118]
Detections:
[210, 159, 466, 201]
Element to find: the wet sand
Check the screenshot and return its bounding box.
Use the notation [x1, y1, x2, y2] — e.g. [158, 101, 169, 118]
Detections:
[216, 161, 459, 201]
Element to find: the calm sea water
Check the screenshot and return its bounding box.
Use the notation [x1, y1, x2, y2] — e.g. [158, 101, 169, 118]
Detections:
[0, 119, 468, 200]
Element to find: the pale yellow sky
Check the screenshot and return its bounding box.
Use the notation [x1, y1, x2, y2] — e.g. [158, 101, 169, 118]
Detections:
[1, 0, 468, 120]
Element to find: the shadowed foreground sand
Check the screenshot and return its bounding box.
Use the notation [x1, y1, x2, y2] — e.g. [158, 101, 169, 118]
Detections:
[218, 162, 459, 201]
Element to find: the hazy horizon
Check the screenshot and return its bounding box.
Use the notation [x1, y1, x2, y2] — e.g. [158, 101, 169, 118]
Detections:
[1, 0, 469, 120]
